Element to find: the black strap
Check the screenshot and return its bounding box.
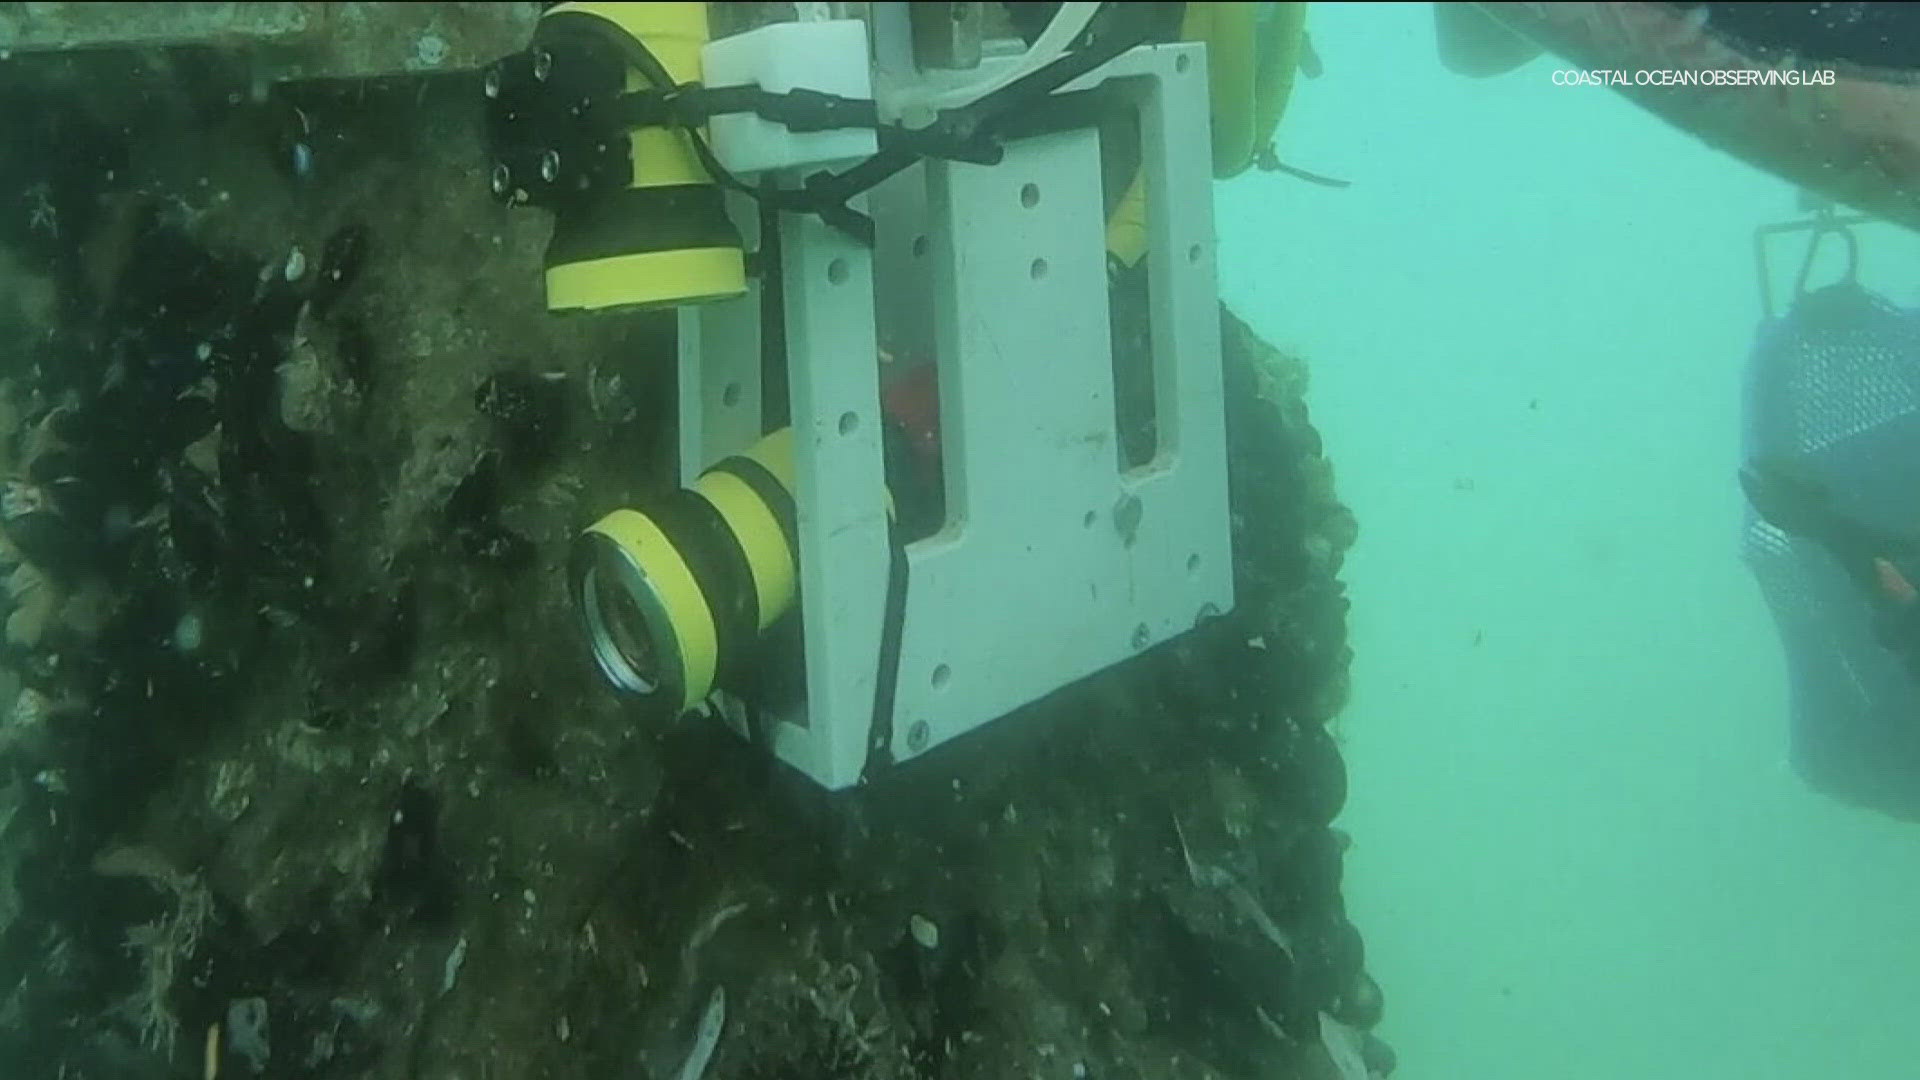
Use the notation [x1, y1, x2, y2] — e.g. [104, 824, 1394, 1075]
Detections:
[796, 12, 1160, 244]
[645, 489, 760, 689]
[860, 525, 911, 784]
[610, 84, 881, 136]
[711, 453, 798, 560]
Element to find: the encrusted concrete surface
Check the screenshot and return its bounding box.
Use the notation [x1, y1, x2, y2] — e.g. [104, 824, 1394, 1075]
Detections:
[0, 25, 1383, 1080]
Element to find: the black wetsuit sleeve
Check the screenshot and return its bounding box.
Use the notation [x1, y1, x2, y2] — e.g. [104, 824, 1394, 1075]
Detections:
[1668, 2, 1920, 70]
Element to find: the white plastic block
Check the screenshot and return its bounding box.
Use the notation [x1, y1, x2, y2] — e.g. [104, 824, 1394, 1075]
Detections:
[703, 20, 879, 177]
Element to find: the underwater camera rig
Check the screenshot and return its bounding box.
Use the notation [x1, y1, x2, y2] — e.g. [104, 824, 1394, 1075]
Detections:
[485, 2, 1248, 790]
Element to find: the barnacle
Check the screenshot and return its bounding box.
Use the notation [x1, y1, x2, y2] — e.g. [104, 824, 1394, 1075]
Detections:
[5, 561, 57, 648]
[17, 405, 73, 474]
[1, 688, 53, 756]
[9, 685, 84, 750]
[0, 479, 48, 522]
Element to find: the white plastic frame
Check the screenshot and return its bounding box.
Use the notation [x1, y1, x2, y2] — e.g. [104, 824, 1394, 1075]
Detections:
[679, 39, 1230, 789]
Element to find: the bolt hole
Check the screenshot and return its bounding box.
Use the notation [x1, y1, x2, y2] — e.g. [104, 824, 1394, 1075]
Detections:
[908, 720, 930, 753]
[1187, 243, 1203, 264]
[1131, 623, 1150, 650]
[827, 258, 850, 284]
[838, 411, 859, 436]
[722, 382, 741, 407]
[1186, 553, 1200, 574]
[1082, 509, 1096, 528]
[932, 664, 951, 689]
[1030, 257, 1048, 280]
[1175, 53, 1190, 74]
[1020, 183, 1040, 208]
[912, 234, 929, 257]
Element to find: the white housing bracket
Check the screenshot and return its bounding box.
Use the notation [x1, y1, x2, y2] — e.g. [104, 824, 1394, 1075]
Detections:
[703, 19, 879, 175]
[680, 33, 1231, 790]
